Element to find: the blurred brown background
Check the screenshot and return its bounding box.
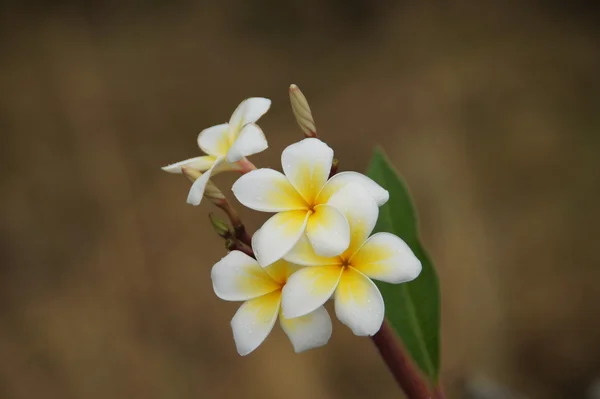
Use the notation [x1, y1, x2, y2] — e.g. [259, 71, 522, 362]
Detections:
[1, 1, 599, 398]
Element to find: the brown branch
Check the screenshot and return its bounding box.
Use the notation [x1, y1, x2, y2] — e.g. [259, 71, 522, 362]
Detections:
[233, 224, 252, 247]
[181, 166, 252, 245]
[225, 239, 255, 258]
[370, 320, 432, 399]
[215, 199, 252, 246]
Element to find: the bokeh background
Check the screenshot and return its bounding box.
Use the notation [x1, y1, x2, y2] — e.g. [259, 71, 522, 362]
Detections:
[1, 1, 599, 398]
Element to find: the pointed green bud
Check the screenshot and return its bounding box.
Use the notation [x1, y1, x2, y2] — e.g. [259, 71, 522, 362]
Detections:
[224, 238, 236, 251]
[209, 213, 232, 239]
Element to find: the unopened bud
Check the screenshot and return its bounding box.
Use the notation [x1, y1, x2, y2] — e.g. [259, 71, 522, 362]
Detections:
[205, 181, 226, 202]
[209, 213, 232, 239]
[224, 238, 236, 251]
[182, 166, 225, 203]
[181, 166, 202, 183]
[289, 84, 317, 138]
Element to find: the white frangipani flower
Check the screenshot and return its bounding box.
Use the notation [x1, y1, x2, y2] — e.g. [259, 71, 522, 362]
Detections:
[281, 183, 422, 336]
[211, 250, 332, 355]
[162, 97, 271, 205]
[232, 138, 389, 267]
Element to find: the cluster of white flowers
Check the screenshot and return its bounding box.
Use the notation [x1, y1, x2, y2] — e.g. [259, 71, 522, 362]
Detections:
[163, 89, 422, 356]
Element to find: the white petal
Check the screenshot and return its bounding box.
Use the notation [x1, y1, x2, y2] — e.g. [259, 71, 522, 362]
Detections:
[281, 138, 333, 204]
[231, 291, 280, 356]
[305, 204, 350, 257]
[251, 210, 309, 267]
[214, 160, 244, 173]
[334, 267, 384, 336]
[350, 232, 422, 284]
[226, 123, 268, 163]
[284, 234, 340, 267]
[186, 156, 224, 206]
[161, 156, 216, 174]
[281, 265, 343, 318]
[197, 123, 231, 157]
[232, 169, 307, 212]
[318, 171, 389, 206]
[229, 97, 271, 131]
[279, 306, 332, 353]
[211, 251, 280, 301]
[326, 182, 379, 258]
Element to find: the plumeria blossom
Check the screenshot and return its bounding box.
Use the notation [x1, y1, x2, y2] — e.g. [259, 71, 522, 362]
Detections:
[232, 138, 389, 267]
[162, 97, 271, 205]
[211, 250, 332, 355]
[281, 183, 422, 336]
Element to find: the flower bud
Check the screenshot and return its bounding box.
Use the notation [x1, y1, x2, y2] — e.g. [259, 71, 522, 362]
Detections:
[224, 238, 237, 251]
[209, 213, 232, 239]
[182, 166, 226, 203]
[289, 84, 317, 138]
[181, 166, 202, 183]
[205, 181, 226, 202]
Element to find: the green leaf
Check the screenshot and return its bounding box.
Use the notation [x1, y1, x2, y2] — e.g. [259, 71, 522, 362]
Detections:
[366, 148, 441, 383]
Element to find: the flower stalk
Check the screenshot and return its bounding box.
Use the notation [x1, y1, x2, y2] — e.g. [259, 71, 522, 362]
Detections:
[370, 320, 432, 399]
[216, 200, 252, 246]
[183, 166, 252, 246]
[224, 238, 255, 258]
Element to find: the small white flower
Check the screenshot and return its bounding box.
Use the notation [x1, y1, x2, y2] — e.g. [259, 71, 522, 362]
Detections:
[280, 183, 422, 336]
[162, 97, 271, 205]
[232, 138, 389, 267]
[211, 250, 332, 355]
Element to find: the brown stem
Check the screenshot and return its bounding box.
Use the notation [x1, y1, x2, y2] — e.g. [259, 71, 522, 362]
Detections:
[181, 166, 254, 247]
[233, 224, 252, 246]
[215, 200, 252, 246]
[226, 239, 255, 258]
[370, 320, 432, 399]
